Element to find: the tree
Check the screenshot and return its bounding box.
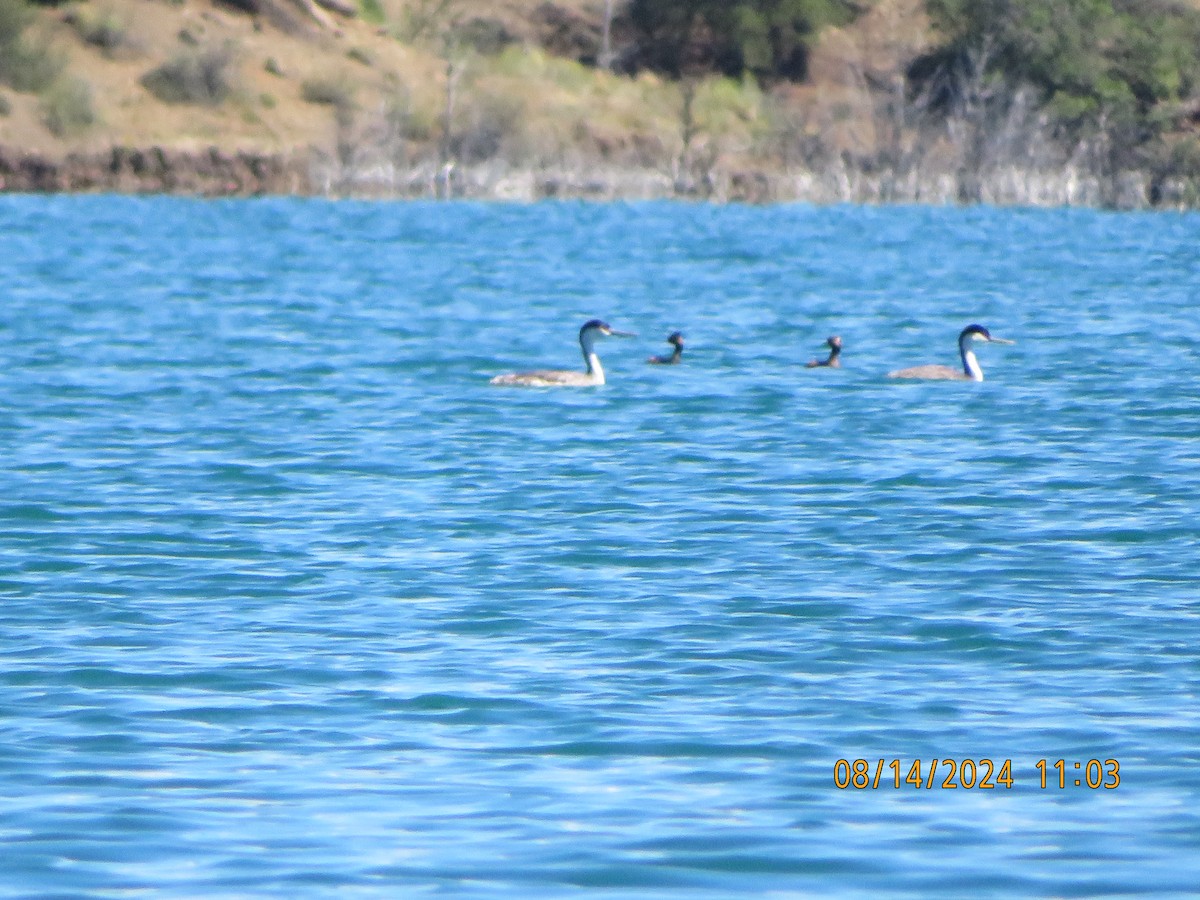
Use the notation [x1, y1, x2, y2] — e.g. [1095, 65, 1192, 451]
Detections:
[627, 0, 858, 81]
[599, 0, 618, 70]
[919, 0, 1200, 138]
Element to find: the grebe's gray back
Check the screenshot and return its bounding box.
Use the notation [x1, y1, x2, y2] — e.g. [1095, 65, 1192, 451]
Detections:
[805, 335, 842, 368]
[647, 332, 684, 365]
[490, 319, 636, 387]
[887, 324, 1013, 381]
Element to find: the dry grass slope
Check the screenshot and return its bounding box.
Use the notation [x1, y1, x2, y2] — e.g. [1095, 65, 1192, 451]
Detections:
[3, 0, 1195, 206]
[2, 0, 824, 197]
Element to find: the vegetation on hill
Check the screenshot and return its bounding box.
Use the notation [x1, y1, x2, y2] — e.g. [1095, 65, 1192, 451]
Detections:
[624, 0, 859, 79]
[2, 0, 1200, 206]
[912, 0, 1200, 197]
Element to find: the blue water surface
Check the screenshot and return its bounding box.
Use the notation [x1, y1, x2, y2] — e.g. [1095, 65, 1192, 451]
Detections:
[1, 196, 1198, 896]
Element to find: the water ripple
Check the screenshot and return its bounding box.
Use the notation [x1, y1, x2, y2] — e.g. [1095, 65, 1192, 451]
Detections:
[0, 197, 1198, 894]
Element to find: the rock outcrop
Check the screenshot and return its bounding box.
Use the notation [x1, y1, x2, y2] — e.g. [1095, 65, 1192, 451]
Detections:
[0, 145, 310, 195]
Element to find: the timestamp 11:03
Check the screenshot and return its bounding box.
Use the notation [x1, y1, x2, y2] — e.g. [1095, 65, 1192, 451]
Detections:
[833, 758, 1121, 790]
[1036, 758, 1120, 789]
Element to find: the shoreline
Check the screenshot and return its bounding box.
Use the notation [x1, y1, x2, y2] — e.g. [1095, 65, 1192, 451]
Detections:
[0, 145, 309, 197]
[2, 143, 1194, 209]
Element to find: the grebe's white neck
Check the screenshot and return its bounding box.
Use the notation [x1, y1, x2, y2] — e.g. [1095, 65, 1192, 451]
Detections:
[581, 333, 605, 384]
[586, 353, 605, 383]
[961, 345, 984, 381]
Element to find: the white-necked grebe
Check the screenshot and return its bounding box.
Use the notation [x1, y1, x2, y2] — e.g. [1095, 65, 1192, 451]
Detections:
[888, 324, 1013, 381]
[490, 319, 637, 387]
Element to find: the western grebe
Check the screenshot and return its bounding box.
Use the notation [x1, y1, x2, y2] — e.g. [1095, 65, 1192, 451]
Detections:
[887, 324, 1014, 381]
[805, 335, 842, 368]
[647, 332, 684, 365]
[490, 319, 636, 387]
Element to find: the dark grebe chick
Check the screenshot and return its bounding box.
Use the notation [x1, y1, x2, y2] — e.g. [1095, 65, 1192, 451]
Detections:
[887, 324, 1013, 382]
[805, 335, 842, 368]
[647, 331, 684, 365]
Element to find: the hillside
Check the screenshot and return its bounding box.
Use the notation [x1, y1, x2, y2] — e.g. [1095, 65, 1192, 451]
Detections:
[0, 0, 938, 198]
[0, 0, 460, 154]
[1, 0, 1198, 206]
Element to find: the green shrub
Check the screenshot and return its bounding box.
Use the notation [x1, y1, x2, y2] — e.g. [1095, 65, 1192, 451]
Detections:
[4, 35, 66, 92]
[693, 75, 763, 132]
[453, 91, 526, 163]
[0, 0, 33, 47]
[142, 41, 238, 105]
[41, 74, 97, 135]
[0, 0, 66, 93]
[0, 91, 10, 116]
[397, 0, 446, 43]
[67, 3, 135, 56]
[357, 0, 385, 27]
[451, 17, 513, 56]
[301, 73, 356, 109]
[388, 93, 436, 142]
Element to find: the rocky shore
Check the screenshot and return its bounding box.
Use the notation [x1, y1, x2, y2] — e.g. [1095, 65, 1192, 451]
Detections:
[0, 145, 309, 196]
[3, 143, 1190, 209]
[0, 144, 810, 201]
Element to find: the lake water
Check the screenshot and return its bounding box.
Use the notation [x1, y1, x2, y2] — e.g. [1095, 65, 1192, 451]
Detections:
[1, 196, 1198, 896]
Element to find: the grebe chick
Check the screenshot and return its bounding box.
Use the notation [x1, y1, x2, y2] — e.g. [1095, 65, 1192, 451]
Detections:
[805, 335, 842, 368]
[490, 319, 636, 387]
[647, 332, 684, 365]
[887, 324, 1014, 382]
